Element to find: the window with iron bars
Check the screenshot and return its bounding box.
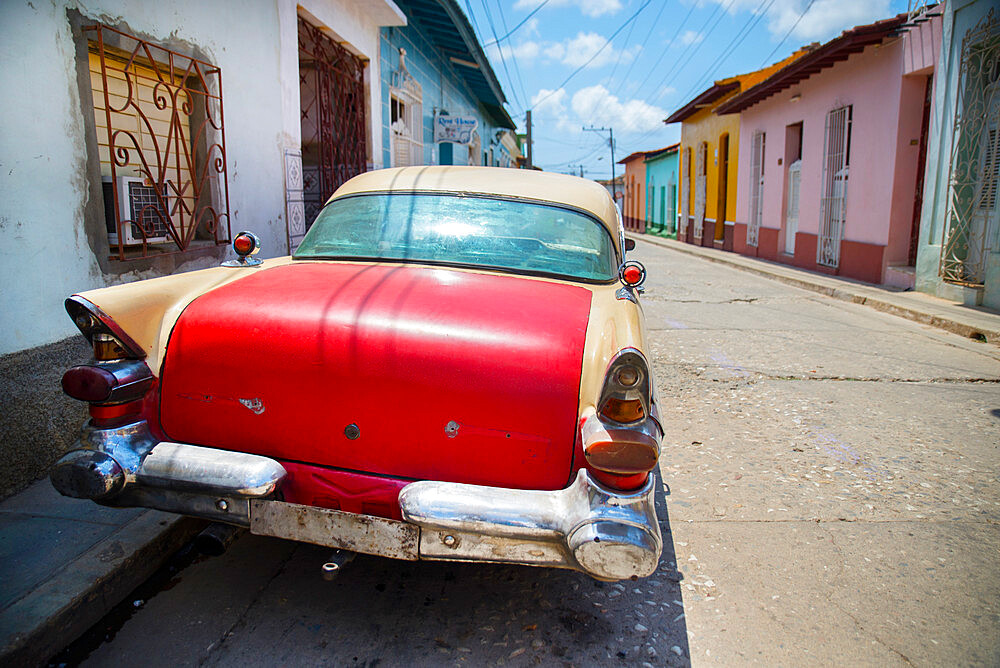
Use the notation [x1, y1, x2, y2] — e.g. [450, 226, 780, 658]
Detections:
[86, 24, 231, 261]
[940, 10, 1000, 286]
[818, 105, 852, 268]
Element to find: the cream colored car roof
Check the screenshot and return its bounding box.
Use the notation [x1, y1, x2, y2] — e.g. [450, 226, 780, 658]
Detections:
[332, 166, 622, 255]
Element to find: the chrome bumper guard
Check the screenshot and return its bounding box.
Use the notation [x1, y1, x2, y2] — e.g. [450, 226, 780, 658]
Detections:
[52, 421, 661, 580]
[50, 420, 286, 526]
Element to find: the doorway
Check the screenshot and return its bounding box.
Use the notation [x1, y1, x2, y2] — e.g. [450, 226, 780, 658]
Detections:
[298, 16, 367, 230]
[716, 133, 729, 242]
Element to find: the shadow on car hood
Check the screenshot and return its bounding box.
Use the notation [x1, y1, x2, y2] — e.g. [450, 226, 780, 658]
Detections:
[159, 261, 593, 492]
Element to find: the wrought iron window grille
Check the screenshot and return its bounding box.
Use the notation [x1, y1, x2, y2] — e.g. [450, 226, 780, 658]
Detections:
[86, 24, 231, 261]
[940, 9, 1000, 287]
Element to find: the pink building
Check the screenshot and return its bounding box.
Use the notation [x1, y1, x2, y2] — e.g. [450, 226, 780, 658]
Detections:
[719, 12, 941, 286]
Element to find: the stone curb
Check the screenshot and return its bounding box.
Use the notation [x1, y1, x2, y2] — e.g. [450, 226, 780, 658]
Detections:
[634, 234, 1000, 345]
[0, 512, 201, 667]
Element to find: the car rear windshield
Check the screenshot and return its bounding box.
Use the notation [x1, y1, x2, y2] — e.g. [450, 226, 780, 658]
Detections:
[293, 192, 618, 282]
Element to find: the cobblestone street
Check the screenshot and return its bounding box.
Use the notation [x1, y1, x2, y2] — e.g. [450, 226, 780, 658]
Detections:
[71, 239, 1000, 667]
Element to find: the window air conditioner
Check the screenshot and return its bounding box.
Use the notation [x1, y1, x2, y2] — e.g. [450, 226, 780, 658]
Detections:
[103, 175, 171, 245]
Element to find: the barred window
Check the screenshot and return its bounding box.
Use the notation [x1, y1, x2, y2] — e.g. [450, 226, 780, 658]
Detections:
[86, 24, 230, 260]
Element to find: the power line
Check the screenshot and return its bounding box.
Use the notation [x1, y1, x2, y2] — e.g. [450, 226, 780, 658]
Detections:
[630, 2, 698, 96]
[601, 0, 647, 92]
[607, 0, 672, 101]
[677, 0, 776, 103]
[483, 0, 550, 47]
[473, 0, 525, 111]
[520, 0, 652, 116]
[492, 0, 531, 116]
[759, 0, 818, 67]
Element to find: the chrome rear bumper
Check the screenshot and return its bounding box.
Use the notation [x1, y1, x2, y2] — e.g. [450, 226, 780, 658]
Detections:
[51, 420, 661, 580]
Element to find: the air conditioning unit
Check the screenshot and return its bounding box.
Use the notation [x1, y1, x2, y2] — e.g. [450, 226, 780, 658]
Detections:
[103, 175, 171, 246]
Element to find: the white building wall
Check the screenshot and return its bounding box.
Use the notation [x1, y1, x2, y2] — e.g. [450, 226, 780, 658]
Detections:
[0, 0, 403, 355]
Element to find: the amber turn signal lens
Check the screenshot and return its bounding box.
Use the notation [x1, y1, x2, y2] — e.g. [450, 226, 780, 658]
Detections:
[233, 233, 255, 255]
[585, 437, 659, 475]
[93, 333, 127, 361]
[600, 397, 645, 423]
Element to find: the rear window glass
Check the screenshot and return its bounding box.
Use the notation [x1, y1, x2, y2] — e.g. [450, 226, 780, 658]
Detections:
[294, 193, 617, 282]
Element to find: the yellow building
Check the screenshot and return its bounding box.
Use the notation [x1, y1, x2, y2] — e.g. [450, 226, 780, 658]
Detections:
[666, 50, 810, 249]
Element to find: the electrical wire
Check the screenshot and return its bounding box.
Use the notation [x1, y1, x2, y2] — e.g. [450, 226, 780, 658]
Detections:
[521, 0, 652, 116]
[606, 0, 672, 101]
[601, 1, 647, 92]
[492, 0, 531, 117]
[483, 0, 550, 47]
[759, 0, 818, 67]
[677, 0, 776, 103]
[629, 2, 698, 96]
[473, 0, 525, 111]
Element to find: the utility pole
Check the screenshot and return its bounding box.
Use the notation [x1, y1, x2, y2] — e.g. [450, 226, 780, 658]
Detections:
[525, 110, 533, 169]
[583, 125, 615, 196]
[567, 164, 585, 178]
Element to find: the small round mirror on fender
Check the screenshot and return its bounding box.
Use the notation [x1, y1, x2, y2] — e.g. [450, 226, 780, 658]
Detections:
[625, 238, 636, 252]
[222, 231, 263, 267]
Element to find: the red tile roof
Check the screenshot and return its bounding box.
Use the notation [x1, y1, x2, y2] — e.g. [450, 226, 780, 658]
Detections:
[716, 12, 910, 114]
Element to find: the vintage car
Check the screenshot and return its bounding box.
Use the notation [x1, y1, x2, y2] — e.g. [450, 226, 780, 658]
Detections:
[51, 167, 663, 581]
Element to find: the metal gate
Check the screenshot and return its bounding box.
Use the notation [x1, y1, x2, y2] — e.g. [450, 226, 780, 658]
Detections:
[747, 131, 765, 248]
[818, 106, 852, 268]
[694, 142, 707, 239]
[940, 9, 1000, 286]
[298, 17, 366, 228]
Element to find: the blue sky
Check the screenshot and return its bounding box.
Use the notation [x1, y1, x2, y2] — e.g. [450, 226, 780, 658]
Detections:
[460, 0, 910, 179]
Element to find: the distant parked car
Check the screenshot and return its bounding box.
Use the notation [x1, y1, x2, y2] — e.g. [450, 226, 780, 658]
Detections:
[51, 167, 663, 581]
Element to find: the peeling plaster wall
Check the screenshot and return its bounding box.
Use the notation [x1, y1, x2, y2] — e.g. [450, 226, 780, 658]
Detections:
[0, 0, 403, 357]
[0, 0, 403, 498]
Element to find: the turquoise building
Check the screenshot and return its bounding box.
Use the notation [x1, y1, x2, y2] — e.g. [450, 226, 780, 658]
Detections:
[916, 0, 999, 309]
[644, 144, 680, 238]
[379, 0, 516, 170]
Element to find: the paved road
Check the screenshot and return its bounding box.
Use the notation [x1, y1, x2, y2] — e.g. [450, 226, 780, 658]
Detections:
[73, 239, 1000, 666]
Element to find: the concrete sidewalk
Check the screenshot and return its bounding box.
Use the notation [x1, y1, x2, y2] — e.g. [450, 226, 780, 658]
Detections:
[0, 481, 200, 666]
[634, 234, 1000, 345]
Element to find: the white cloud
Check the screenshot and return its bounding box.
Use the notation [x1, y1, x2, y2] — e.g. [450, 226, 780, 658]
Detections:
[514, 0, 623, 18]
[487, 40, 541, 63]
[531, 87, 568, 116]
[536, 32, 641, 68]
[703, 0, 892, 43]
[676, 30, 705, 47]
[571, 85, 667, 133]
[658, 85, 677, 99]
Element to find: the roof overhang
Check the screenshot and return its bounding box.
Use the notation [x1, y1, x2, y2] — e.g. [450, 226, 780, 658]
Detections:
[401, 0, 516, 129]
[716, 13, 908, 114]
[664, 81, 740, 124]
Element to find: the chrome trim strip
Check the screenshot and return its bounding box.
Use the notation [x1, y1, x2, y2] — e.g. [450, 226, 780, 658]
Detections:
[64, 295, 145, 358]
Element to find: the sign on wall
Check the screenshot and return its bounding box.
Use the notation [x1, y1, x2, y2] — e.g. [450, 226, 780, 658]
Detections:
[434, 115, 478, 145]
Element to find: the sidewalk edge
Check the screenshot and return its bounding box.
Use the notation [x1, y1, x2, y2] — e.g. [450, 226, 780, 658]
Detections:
[635, 235, 1000, 344]
[0, 511, 201, 667]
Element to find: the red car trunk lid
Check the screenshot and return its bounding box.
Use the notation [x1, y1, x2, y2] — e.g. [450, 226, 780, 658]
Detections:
[159, 262, 592, 490]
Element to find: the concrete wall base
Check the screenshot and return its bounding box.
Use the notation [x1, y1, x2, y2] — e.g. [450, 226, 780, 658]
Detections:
[0, 336, 90, 501]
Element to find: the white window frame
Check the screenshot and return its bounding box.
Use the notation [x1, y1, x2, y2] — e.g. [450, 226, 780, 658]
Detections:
[747, 131, 765, 247]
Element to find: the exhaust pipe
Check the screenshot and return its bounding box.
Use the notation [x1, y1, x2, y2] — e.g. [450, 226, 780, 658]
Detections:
[321, 549, 356, 581]
[195, 523, 244, 556]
